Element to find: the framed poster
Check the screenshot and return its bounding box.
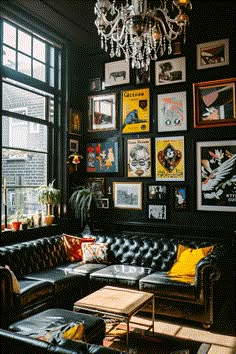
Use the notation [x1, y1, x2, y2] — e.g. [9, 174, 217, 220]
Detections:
[122, 87, 150, 134]
[69, 138, 78, 153]
[85, 177, 105, 199]
[174, 185, 187, 210]
[193, 78, 236, 128]
[148, 204, 167, 221]
[196, 38, 229, 70]
[155, 57, 186, 85]
[86, 141, 118, 173]
[127, 138, 151, 178]
[88, 93, 117, 132]
[105, 59, 130, 87]
[155, 136, 185, 181]
[68, 109, 81, 134]
[196, 140, 236, 212]
[157, 91, 187, 132]
[113, 182, 142, 210]
[148, 185, 167, 201]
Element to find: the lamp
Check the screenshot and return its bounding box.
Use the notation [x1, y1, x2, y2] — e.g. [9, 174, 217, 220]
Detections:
[94, 0, 192, 70]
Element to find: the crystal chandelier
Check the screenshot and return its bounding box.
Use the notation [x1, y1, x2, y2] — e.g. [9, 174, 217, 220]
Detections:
[94, 0, 192, 70]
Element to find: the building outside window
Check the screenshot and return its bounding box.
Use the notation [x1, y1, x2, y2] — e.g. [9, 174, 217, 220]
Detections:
[1, 17, 64, 227]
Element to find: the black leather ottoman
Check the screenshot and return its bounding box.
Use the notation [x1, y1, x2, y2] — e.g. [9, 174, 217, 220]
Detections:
[8, 308, 105, 345]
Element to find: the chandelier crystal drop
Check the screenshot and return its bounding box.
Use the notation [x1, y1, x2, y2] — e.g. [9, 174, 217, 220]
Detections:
[94, 0, 192, 70]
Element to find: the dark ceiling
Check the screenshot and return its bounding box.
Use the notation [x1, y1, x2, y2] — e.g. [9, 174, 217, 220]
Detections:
[8, 0, 101, 52]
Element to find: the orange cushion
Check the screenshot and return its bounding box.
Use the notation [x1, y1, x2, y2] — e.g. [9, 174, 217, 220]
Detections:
[168, 244, 214, 277]
[63, 233, 95, 262]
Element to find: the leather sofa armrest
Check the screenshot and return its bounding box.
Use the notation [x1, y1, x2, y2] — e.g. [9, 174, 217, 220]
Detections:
[0, 266, 16, 327]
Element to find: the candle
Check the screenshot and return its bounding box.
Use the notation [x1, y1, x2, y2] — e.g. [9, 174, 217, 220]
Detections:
[3, 177, 7, 206]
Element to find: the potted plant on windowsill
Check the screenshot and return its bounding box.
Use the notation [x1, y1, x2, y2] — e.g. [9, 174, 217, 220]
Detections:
[68, 186, 94, 230]
[38, 180, 61, 226]
[10, 210, 26, 231]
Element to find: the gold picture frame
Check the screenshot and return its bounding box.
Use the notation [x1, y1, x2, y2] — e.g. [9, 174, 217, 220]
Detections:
[113, 182, 142, 210]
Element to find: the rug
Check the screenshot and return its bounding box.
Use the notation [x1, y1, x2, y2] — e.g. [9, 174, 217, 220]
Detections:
[103, 321, 211, 354]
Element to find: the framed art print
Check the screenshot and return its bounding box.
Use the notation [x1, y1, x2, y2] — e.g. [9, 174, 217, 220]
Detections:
[148, 204, 167, 221]
[174, 185, 187, 210]
[97, 198, 109, 209]
[68, 109, 81, 134]
[193, 78, 236, 128]
[155, 136, 185, 181]
[113, 182, 142, 210]
[86, 141, 118, 173]
[105, 59, 130, 87]
[122, 87, 150, 134]
[88, 78, 101, 92]
[155, 57, 186, 85]
[88, 93, 117, 132]
[196, 38, 229, 70]
[69, 138, 78, 153]
[127, 138, 151, 178]
[85, 177, 105, 199]
[196, 140, 236, 212]
[148, 185, 167, 201]
[157, 91, 187, 132]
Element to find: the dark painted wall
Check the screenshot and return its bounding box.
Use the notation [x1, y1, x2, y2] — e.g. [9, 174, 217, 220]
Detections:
[68, 1, 236, 237]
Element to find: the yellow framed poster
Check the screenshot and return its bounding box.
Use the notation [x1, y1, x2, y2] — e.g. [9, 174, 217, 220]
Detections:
[121, 88, 150, 134]
[155, 136, 185, 181]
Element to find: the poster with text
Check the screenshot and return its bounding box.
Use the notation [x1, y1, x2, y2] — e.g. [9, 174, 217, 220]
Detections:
[127, 138, 151, 178]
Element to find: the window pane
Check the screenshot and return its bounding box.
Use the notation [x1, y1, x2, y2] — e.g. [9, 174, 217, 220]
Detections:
[18, 53, 31, 76]
[3, 22, 16, 47]
[33, 38, 45, 62]
[33, 60, 45, 81]
[3, 81, 49, 120]
[18, 30, 31, 55]
[2, 117, 48, 152]
[3, 45, 16, 69]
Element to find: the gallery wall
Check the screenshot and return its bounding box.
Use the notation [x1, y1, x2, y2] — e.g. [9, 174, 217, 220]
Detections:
[67, 1, 236, 237]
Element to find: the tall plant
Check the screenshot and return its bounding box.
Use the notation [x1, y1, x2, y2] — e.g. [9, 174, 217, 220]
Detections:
[68, 186, 93, 228]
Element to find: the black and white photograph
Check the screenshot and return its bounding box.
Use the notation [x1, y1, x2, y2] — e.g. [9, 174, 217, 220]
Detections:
[113, 182, 142, 210]
[148, 185, 167, 201]
[148, 204, 167, 220]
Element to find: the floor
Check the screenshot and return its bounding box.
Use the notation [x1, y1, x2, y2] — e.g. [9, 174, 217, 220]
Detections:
[130, 314, 236, 354]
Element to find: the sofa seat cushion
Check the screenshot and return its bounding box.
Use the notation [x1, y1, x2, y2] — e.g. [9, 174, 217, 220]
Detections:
[139, 271, 196, 301]
[58, 263, 107, 276]
[9, 308, 106, 345]
[90, 264, 153, 289]
[17, 279, 54, 308]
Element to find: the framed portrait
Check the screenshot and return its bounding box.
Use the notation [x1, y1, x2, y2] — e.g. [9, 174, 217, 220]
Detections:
[88, 78, 101, 92]
[155, 136, 185, 181]
[97, 198, 109, 209]
[155, 57, 186, 85]
[193, 78, 236, 128]
[127, 138, 152, 178]
[122, 87, 150, 134]
[174, 185, 187, 210]
[86, 140, 118, 173]
[105, 59, 130, 87]
[85, 177, 105, 199]
[68, 109, 81, 134]
[148, 185, 167, 201]
[136, 66, 150, 85]
[148, 204, 167, 221]
[113, 182, 142, 210]
[196, 140, 236, 212]
[196, 38, 229, 70]
[69, 138, 78, 153]
[88, 93, 117, 132]
[157, 91, 187, 132]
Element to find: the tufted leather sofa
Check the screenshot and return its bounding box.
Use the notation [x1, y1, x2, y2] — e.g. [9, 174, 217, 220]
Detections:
[0, 232, 230, 330]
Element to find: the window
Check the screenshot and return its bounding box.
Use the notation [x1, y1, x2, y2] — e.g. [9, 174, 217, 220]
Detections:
[1, 17, 64, 227]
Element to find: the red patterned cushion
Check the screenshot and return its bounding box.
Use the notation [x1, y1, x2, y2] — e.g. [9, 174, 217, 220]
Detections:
[63, 234, 95, 262]
[82, 242, 109, 264]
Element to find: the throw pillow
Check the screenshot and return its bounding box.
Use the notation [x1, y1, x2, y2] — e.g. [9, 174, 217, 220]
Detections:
[168, 244, 214, 277]
[63, 233, 95, 262]
[5, 265, 20, 294]
[82, 242, 109, 264]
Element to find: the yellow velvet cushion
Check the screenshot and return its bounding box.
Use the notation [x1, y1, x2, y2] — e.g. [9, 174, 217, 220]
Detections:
[168, 244, 214, 277]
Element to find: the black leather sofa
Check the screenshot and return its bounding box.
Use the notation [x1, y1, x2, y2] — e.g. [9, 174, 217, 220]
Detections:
[0, 328, 125, 353]
[0, 231, 231, 330]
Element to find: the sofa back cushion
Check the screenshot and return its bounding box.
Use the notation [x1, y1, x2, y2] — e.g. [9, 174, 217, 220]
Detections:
[0, 235, 69, 278]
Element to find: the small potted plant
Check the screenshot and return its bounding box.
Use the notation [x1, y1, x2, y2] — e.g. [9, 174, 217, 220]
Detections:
[68, 186, 94, 230]
[38, 180, 61, 225]
[10, 210, 25, 231]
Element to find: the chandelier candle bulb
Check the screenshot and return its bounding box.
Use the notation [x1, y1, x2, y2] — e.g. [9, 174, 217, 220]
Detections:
[94, 0, 192, 70]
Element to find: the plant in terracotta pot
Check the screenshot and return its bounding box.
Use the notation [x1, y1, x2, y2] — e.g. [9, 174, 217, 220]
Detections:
[68, 186, 95, 230]
[38, 180, 61, 226]
[10, 210, 25, 231]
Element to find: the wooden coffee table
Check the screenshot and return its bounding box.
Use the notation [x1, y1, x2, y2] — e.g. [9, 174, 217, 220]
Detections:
[73, 286, 155, 351]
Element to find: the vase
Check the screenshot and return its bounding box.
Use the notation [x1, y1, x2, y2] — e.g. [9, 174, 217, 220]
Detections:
[45, 215, 54, 226]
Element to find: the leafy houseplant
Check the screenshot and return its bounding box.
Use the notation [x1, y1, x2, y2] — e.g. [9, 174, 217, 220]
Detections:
[38, 180, 61, 225]
[10, 210, 25, 231]
[68, 186, 94, 229]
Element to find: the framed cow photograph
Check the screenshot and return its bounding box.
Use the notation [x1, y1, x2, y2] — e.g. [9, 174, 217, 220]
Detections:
[105, 60, 130, 87]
